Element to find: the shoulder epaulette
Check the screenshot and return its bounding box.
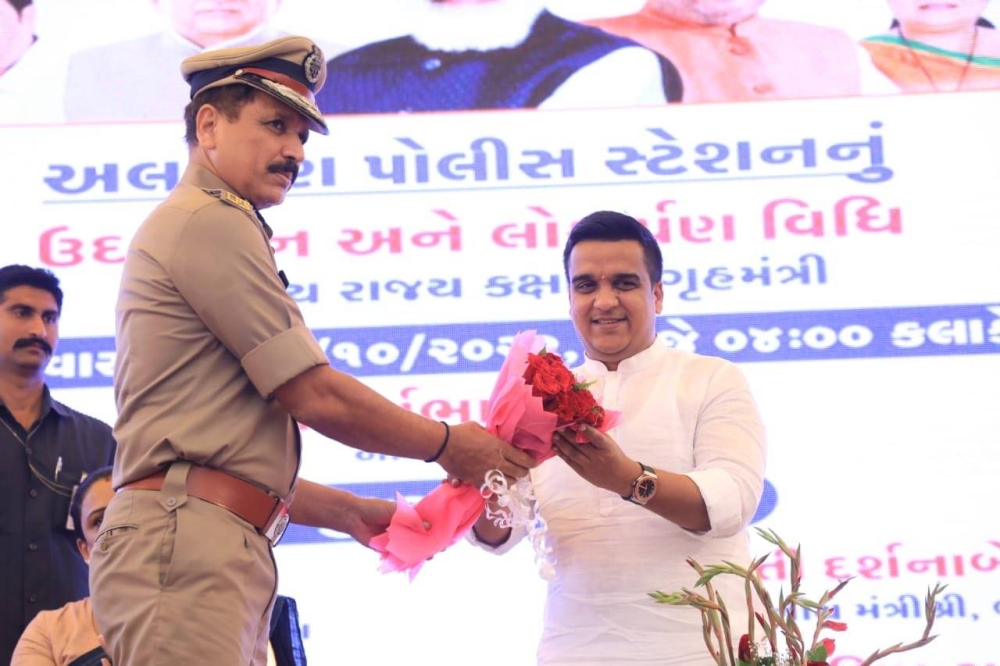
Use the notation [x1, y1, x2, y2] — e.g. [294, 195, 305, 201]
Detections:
[201, 188, 254, 214]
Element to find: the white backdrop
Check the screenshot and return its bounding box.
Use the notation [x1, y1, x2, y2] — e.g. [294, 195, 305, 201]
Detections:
[3, 2, 999, 665]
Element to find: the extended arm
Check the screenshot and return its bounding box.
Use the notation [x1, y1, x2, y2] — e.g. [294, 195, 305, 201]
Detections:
[274, 365, 535, 484]
[288, 478, 395, 546]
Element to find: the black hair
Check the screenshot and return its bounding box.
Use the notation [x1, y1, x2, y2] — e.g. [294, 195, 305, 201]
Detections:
[0, 264, 63, 311]
[562, 210, 663, 284]
[70, 466, 114, 543]
[7, 0, 33, 14]
[183, 84, 260, 147]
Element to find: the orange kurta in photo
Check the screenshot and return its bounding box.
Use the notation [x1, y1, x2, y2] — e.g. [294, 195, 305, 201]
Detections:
[861, 35, 1000, 93]
[588, 9, 872, 103]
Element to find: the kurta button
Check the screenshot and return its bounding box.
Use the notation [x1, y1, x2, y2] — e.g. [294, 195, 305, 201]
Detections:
[28, 488, 38, 498]
[423, 58, 441, 71]
[166, 497, 177, 507]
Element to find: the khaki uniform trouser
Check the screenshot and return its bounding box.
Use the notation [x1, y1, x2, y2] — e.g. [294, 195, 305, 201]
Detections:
[90, 462, 277, 666]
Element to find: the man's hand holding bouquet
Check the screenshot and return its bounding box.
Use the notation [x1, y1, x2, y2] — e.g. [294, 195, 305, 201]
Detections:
[368, 330, 621, 579]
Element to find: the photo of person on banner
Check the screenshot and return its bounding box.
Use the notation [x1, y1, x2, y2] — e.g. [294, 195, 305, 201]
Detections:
[468, 210, 768, 665]
[63, 0, 345, 123]
[586, 0, 900, 103]
[316, 0, 682, 114]
[0, 0, 67, 123]
[861, 0, 1000, 93]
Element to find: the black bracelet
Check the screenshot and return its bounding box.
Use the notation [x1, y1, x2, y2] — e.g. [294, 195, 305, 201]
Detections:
[424, 421, 450, 463]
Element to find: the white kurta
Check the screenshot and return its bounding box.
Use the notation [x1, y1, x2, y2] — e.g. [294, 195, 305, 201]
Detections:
[472, 340, 768, 664]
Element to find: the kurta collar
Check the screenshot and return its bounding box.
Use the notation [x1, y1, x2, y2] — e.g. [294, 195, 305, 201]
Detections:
[580, 338, 668, 377]
[638, 5, 761, 37]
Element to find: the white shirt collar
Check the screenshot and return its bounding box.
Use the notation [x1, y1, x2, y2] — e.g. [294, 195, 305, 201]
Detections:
[411, 0, 545, 52]
[580, 338, 668, 377]
[165, 23, 272, 53]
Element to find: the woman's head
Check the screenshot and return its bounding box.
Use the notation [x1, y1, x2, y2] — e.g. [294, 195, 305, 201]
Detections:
[69, 466, 114, 564]
[889, 0, 990, 32]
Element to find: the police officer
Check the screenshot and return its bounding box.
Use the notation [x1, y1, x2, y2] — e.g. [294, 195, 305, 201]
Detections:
[89, 35, 536, 665]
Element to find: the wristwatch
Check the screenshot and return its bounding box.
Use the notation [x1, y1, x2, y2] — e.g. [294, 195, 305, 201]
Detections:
[622, 463, 658, 505]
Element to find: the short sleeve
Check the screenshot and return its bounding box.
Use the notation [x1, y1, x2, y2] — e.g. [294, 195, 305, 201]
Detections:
[167, 202, 327, 397]
[10, 611, 55, 664]
[242, 324, 328, 397]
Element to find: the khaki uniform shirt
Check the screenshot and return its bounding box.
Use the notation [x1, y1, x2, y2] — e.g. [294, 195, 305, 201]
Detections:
[113, 164, 327, 498]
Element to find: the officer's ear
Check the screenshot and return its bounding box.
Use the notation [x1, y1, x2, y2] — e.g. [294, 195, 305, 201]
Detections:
[196, 104, 221, 150]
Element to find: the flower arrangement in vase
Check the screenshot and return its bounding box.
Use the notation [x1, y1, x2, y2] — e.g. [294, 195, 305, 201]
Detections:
[650, 528, 946, 666]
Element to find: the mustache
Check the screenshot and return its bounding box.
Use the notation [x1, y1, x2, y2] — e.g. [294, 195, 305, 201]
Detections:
[14, 338, 53, 355]
[267, 159, 299, 185]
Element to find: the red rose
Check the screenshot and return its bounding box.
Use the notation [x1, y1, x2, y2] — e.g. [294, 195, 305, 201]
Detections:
[522, 353, 544, 385]
[545, 391, 578, 423]
[568, 390, 603, 427]
[583, 403, 605, 428]
[525, 353, 575, 396]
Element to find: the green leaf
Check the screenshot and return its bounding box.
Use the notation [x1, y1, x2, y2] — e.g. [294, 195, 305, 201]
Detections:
[806, 644, 829, 660]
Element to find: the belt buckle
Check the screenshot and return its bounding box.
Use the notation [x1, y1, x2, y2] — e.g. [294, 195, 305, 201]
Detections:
[262, 500, 290, 546]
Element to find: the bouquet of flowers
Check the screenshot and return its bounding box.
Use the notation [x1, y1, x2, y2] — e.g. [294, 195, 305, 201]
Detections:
[480, 331, 621, 578]
[369, 330, 621, 580]
[650, 528, 945, 666]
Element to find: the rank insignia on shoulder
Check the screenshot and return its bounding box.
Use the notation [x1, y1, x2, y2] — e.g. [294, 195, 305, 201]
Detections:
[203, 188, 254, 214]
[221, 190, 254, 213]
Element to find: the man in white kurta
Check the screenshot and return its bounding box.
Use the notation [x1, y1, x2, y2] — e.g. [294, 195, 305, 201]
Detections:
[470, 210, 767, 664]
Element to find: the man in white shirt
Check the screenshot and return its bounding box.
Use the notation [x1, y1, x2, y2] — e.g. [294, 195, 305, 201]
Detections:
[470, 210, 768, 664]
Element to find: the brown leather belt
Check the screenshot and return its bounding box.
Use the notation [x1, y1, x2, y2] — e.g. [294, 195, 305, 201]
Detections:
[119, 465, 291, 545]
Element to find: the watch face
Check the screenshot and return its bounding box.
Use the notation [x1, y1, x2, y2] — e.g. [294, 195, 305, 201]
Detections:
[636, 477, 657, 501]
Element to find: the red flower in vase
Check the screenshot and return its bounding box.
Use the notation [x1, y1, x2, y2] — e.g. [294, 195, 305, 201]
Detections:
[738, 634, 753, 662]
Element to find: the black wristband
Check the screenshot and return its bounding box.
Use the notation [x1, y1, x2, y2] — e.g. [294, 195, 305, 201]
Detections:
[424, 421, 450, 463]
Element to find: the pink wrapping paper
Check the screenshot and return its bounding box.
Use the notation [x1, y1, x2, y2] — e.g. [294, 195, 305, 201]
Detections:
[368, 482, 484, 580]
[369, 330, 621, 578]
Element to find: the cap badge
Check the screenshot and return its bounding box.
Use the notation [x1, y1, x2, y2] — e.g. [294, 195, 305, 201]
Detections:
[303, 46, 323, 86]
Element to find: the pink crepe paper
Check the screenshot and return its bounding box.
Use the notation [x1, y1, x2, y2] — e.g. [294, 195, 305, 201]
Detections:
[368, 482, 485, 580]
[485, 330, 622, 459]
[371, 330, 622, 578]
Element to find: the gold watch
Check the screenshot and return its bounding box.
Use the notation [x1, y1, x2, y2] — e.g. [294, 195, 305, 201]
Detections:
[622, 463, 658, 505]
